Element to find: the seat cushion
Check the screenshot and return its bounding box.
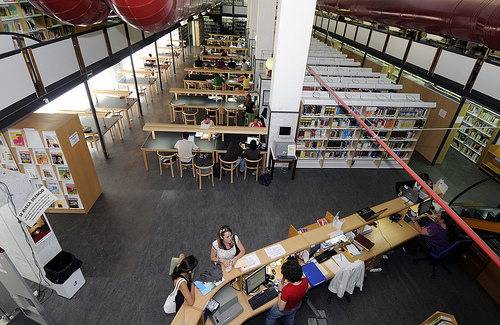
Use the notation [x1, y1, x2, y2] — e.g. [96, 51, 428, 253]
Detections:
[200, 168, 212, 175]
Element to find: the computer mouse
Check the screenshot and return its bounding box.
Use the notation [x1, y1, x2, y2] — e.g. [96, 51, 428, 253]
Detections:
[270, 274, 275, 280]
[272, 269, 276, 275]
[338, 247, 345, 252]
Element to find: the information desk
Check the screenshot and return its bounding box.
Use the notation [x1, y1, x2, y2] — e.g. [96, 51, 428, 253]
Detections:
[140, 131, 267, 173]
[168, 94, 250, 124]
[171, 197, 419, 325]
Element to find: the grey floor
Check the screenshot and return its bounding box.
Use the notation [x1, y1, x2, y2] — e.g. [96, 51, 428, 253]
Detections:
[6, 49, 500, 325]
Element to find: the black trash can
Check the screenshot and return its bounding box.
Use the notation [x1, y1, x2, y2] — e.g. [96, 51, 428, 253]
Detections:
[44, 251, 82, 284]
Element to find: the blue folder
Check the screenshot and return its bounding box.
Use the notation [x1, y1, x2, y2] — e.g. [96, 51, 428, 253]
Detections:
[301, 262, 327, 287]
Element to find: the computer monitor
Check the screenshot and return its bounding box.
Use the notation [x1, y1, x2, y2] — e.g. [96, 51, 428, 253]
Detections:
[246, 136, 259, 145]
[418, 199, 433, 216]
[245, 265, 267, 295]
[279, 126, 291, 137]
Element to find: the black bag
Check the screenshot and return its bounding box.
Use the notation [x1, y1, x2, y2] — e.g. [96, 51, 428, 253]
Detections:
[258, 173, 271, 186]
[213, 162, 220, 178]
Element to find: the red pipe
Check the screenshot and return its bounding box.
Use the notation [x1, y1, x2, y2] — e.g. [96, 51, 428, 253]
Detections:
[317, 0, 500, 50]
[306, 64, 500, 269]
[29, 0, 110, 26]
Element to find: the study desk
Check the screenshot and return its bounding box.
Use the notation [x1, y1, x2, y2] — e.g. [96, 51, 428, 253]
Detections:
[171, 197, 419, 325]
[200, 54, 249, 62]
[90, 97, 139, 129]
[89, 89, 132, 103]
[169, 88, 256, 102]
[268, 147, 298, 180]
[117, 76, 157, 102]
[206, 38, 247, 46]
[209, 33, 244, 40]
[183, 75, 254, 91]
[185, 67, 254, 79]
[140, 130, 267, 173]
[204, 44, 249, 55]
[168, 94, 247, 124]
[116, 69, 154, 79]
[80, 116, 122, 156]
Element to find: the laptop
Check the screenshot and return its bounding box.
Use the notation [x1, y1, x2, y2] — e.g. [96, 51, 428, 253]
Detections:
[402, 187, 419, 204]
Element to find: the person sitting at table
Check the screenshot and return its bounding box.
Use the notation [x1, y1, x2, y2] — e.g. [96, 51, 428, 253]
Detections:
[404, 210, 460, 256]
[223, 138, 244, 172]
[240, 140, 260, 173]
[213, 73, 225, 89]
[210, 225, 246, 269]
[265, 257, 308, 325]
[194, 54, 204, 68]
[241, 58, 249, 71]
[249, 117, 263, 127]
[221, 49, 228, 57]
[396, 172, 433, 201]
[227, 58, 237, 69]
[171, 254, 198, 312]
[145, 53, 156, 67]
[215, 58, 225, 69]
[201, 115, 214, 127]
[174, 132, 200, 164]
[238, 74, 251, 91]
[200, 46, 208, 55]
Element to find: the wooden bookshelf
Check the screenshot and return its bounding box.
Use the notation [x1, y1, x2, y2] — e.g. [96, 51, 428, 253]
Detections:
[297, 92, 434, 169]
[479, 145, 500, 179]
[3, 113, 102, 214]
[451, 103, 500, 164]
[421, 311, 458, 325]
[0, 1, 74, 41]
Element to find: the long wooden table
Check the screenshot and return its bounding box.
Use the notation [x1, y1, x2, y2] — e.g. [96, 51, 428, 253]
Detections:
[184, 75, 254, 91]
[203, 45, 249, 55]
[200, 54, 249, 62]
[141, 129, 267, 173]
[171, 197, 419, 324]
[90, 97, 139, 129]
[117, 76, 157, 102]
[169, 87, 257, 102]
[185, 67, 254, 79]
[80, 116, 122, 156]
[89, 89, 132, 103]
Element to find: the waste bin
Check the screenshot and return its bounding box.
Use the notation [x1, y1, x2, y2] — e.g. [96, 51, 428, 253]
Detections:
[44, 251, 82, 284]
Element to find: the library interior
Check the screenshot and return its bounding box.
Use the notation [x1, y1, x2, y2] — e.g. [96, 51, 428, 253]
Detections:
[1, 1, 500, 325]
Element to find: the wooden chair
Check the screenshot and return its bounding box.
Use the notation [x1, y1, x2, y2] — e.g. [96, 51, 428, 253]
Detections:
[195, 163, 215, 189]
[138, 86, 149, 104]
[85, 134, 100, 154]
[185, 81, 199, 93]
[219, 156, 239, 184]
[157, 151, 176, 177]
[226, 84, 239, 91]
[224, 108, 238, 126]
[214, 85, 223, 90]
[171, 104, 185, 123]
[244, 157, 263, 181]
[176, 153, 196, 178]
[205, 107, 219, 125]
[182, 107, 198, 125]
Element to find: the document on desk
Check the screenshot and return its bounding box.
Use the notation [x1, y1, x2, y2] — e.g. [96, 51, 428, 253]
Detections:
[323, 258, 341, 274]
[346, 244, 362, 257]
[332, 253, 350, 268]
[240, 253, 261, 271]
[264, 244, 286, 259]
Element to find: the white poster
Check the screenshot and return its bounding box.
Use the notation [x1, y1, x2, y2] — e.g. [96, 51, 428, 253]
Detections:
[17, 187, 57, 227]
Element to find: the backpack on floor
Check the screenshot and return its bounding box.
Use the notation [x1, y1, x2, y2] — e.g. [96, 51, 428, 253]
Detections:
[258, 173, 271, 186]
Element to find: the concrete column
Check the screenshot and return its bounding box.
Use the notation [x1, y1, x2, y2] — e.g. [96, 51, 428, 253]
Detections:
[247, 0, 258, 40]
[255, 0, 277, 60]
[267, 0, 316, 153]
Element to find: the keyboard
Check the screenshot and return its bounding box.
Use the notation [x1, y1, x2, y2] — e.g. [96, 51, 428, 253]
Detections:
[248, 287, 278, 310]
[315, 249, 338, 263]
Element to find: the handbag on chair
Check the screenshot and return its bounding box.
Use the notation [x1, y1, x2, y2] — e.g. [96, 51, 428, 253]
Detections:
[163, 278, 186, 314]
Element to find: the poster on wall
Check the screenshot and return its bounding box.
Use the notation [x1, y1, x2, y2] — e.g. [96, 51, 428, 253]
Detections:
[25, 215, 52, 245]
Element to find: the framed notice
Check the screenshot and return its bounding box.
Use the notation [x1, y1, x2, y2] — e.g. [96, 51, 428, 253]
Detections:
[25, 215, 52, 245]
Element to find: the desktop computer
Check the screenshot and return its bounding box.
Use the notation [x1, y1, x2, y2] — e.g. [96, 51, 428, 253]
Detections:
[209, 285, 243, 325]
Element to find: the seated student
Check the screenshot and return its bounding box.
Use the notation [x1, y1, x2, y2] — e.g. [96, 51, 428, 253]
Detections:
[265, 257, 308, 325]
[223, 138, 244, 171]
[404, 210, 460, 256]
[249, 117, 263, 127]
[210, 225, 246, 269]
[213, 73, 225, 89]
[174, 132, 200, 163]
[396, 173, 433, 201]
[241, 58, 249, 71]
[171, 254, 198, 312]
[238, 74, 251, 90]
[200, 46, 208, 55]
[240, 140, 260, 173]
[215, 58, 225, 69]
[227, 58, 237, 69]
[201, 115, 214, 127]
[220, 49, 228, 56]
[145, 53, 156, 66]
[194, 55, 204, 68]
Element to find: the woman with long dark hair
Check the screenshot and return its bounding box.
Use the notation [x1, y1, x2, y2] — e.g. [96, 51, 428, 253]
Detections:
[171, 254, 198, 312]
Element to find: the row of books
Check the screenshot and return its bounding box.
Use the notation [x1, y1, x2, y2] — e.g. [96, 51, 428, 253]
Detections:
[389, 130, 416, 139]
[393, 119, 425, 129]
[354, 151, 382, 158]
[357, 141, 382, 150]
[366, 118, 395, 129]
[327, 140, 352, 149]
[398, 108, 427, 117]
[381, 151, 410, 159]
[465, 139, 484, 151]
[479, 112, 500, 125]
[298, 150, 322, 158]
[297, 129, 327, 139]
[31, 31, 46, 41]
[325, 150, 349, 158]
[25, 18, 41, 31]
[21, 4, 36, 16]
[388, 142, 413, 150]
[331, 118, 358, 127]
[296, 140, 324, 149]
[365, 107, 398, 117]
[299, 117, 330, 128]
[468, 131, 488, 145]
[330, 129, 354, 138]
[47, 28, 62, 39]
[473, 121, 494, 136]
[2, 21, 23, 33]
[0, 6, 18, 18]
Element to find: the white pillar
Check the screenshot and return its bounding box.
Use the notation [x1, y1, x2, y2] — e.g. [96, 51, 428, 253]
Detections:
[255, 0, 277, 60]
[247, 0, 258, 40]
[268, 0, 316, 151]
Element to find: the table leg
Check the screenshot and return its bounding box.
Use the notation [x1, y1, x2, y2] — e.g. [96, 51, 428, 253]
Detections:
[262, 152, 267, 173]
[143, 150, 149, 170]
[125, 109, 131, 128]
[270, 158, 275, 180]
[291, 160, 297, 180]
[116, 122, 123, 139]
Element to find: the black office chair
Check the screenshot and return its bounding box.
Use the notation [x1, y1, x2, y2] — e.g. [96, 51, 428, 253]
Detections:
[413, 239, 472, 279]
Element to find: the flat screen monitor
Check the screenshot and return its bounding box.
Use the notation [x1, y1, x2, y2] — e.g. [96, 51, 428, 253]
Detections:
[279, 126, 291, 136]
[246, 136, 259, 145]
[245, 265, 267, 295]
[418, 199, 433, 216]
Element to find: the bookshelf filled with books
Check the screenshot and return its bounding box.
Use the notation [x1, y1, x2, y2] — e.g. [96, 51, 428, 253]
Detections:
[451, 102, 500, 164]
[0, 1, 74, 41]
[2, 114, 102, 214]
[298, 92, 434, 169]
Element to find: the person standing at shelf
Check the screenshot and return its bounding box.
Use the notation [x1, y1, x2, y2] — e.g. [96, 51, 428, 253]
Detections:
[404, 211, 460, 256]
[396, 172, 433, 201]
[265, 257, 308, 325]
[241, 58, 249, 71]
[171, 254, 198, 312]
[213, 73, 225, 89]
[210, 225, 246, 269]
[174, 132, 200, 164]
[227, 58, 237, 69]
[194, 54, 204, 68]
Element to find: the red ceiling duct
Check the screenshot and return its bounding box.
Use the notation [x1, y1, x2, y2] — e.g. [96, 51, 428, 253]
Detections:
[28, 0, 110, 26]
[317, 0, 500, 50]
